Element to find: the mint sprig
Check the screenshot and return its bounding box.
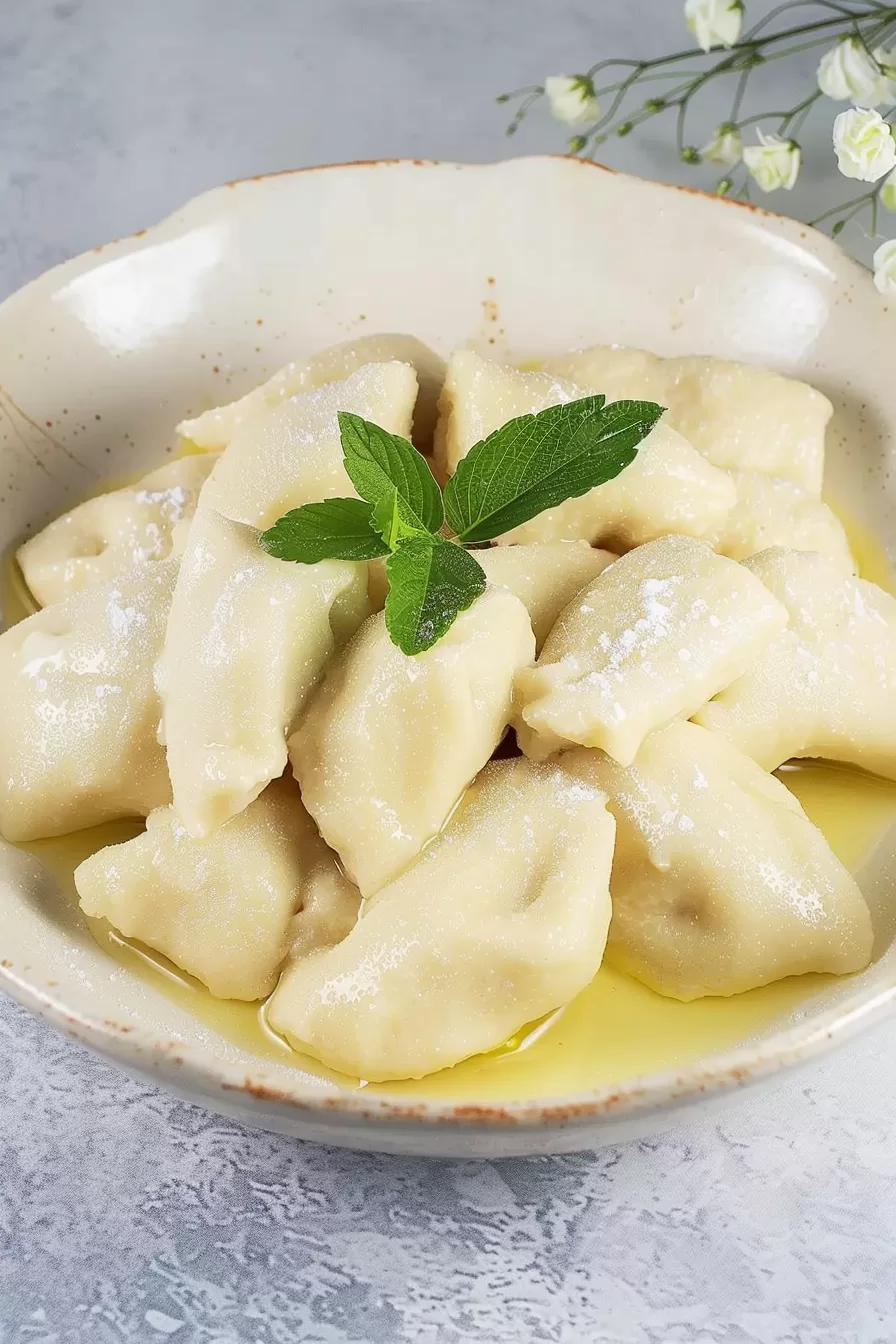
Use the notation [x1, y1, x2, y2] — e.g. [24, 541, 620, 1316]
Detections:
[260, 395, 664, 655]
[385, 537, 486, 654]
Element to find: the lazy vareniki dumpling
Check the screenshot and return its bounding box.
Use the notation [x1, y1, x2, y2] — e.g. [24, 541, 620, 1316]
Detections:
[75, 777, 360, 1001]
[539, 345, 832, 495]
[434, 351, 735, 548]
[695, 548, 896, 778]
[289, 588, 535, 897]
[563, 724, 872, 999]
[178, 333, 445, 454]
[515, 535, 788, 766]
[267, 756, 615, 1081]
[201, 360, 419, 528]
[17, 454, 217, 607]
[0, 561, 176, 841]
[158, 508, 371, 838]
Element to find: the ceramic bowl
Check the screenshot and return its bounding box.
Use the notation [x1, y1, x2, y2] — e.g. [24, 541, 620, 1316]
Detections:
[1, 157, 895, 1158]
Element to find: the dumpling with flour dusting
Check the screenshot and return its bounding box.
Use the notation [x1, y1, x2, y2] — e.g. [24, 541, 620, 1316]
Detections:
[289, 588, 535, 897]
[562, 724, 872, 999]
[75, 776, 360, 1001]
[515, 535, 788, 766]
[0, 561, 176, 841]
[17, 455, 217, 607]
[267, 755, 616, 1081]
[695, 548, 896, 778]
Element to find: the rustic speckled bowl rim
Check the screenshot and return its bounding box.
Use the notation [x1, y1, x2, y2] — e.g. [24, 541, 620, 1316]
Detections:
[1, 155, 895, 1148]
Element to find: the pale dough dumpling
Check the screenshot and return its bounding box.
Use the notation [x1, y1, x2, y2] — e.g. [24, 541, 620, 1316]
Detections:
[158, 508, 370, 838]
[706, 472, 855, 574]
[17, 455, 217, 607]
[695, 548, 896, 778]
[563, 724, 872, 999]
[478, 541, 616, 651]
[540, 346, 832, 495]
[267, 756, 615, 1081]
[201, 361, 419, 528]
[178, 333, 444, 453]
[434, 351, 735, 548]
[0, 561, 176, 842]
[289, 588, 536, 897]
[75, 778, 360, 1001]
[516, 535, 789, 766]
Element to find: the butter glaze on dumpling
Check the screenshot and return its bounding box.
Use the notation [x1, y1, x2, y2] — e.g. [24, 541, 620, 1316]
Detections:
[515, 535, 789, 766]
[434, 351, 735, 548]
[289, 588, 536, 897]
[705, 471, 855, 574]
[539, 345, 832, 495]
[0, 561, 176, 842]
[695, 547, 896, 778]
[157, 508, 370, 838]
[17, 455, 218, 608]
[563, 724, 872, 999]
[200, 360, 419, 528]
[178, 333, 444, 453]
[266, 755, 615, 1081]
[478, 541, 616, 651]
[75, 777, 360, 1001]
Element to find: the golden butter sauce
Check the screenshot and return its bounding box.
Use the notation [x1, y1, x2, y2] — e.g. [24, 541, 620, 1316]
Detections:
[3, 504, 896, 1102]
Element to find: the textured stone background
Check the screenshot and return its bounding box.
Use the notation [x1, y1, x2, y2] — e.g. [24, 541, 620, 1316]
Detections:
[2, 3, 895, 1340]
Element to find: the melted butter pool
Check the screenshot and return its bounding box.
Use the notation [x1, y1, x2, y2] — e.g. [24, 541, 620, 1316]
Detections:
[4, 507, 896, 1102]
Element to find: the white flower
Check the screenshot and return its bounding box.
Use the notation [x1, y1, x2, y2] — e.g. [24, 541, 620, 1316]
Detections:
[833, 107, 896, 182]
[544, 75, 601, 125]
[872, 239, 896, 295]
[881, 169, 896, 213]
[700, 123, 743, 166]
[685, 0, 743, 52]
[742, 131, 801, 191]
[817, 38, 896, 107]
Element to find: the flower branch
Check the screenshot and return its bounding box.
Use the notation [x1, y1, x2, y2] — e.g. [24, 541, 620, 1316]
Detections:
[497, 0, 896, 293]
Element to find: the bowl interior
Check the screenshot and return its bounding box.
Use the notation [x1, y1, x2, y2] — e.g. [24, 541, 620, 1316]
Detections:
[1, 157, 895, 1125]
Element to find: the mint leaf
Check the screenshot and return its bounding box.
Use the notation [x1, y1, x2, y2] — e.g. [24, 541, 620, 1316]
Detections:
[338, 412, 444, 532]
[384, 537, 486, 655]
[260, 498, 390, 563]
[372, 487, 431, 551]
[443, 397, 665, 544]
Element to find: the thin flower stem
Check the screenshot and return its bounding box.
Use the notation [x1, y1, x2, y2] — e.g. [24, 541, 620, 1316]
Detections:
[810, 185, 880, 225]
[730, 64, 753, 121]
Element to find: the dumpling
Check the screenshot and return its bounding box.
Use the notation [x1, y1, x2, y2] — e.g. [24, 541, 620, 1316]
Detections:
[267, 756, 615, 1081]
[705, 472, 855, 574]
[434, 351, 735, 547]
[289, 588, 535, 897]
[562, 724, 872, 999]
[201, 361, 419, 529]
[695, 548, 896, 778]
[178, 333, 444, 453]
[157, 508, 371, 838]
[478, 541, 616, 650]
[17, 455, 217, 607]
[0, 561, 176, 842]
[539, 346, 832, 495]
[515, 535, 789, 766]
[75, 777, 360, 1001]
